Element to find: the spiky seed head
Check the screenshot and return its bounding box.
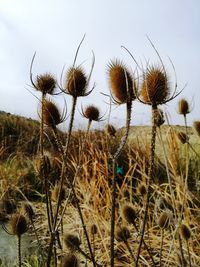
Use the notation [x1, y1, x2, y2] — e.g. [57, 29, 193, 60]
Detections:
[158, 211, 170, 229]
[122, 204, 137, 225]
[2, 199, 16, 214]
[141, 66, 170, 105]
[35, 73, 56, 95]
[10, 214, 28, 236]
[180, 224, 191, 240]
[43, 100, 62, 128]
[23, 202, 34, 220]
[178, 98, 190, 116]
[115, 226, 131, 242]
[51, 183, 66, 202]
[193, 121, 200, 137]
[177, 131, 189, 144]
[35, 155, 51, 177]
[154, 108, 165, 127]
[62, 254, 79, 267]
[64, 233, 81, 250]
[65, 67, 87, 97]
[108, 60, 135, 104]
[105, 124, 116, 136]
[90, 224, 98, 235]
[137, 183, 147, 196]
[83, 105, 100, 121]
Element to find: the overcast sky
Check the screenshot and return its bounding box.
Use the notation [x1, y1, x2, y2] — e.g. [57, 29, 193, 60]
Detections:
[0, 0, 199, 128]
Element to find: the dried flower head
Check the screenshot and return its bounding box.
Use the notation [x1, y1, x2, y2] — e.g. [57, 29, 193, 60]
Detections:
[115, 226, 131, 242]
[51, 182, 66, 202]
[141, 65, 170, 106]
[122, 204, 137, 225]
[10, 214, 28, 236]
[137, 183, 147, 196]
[180, 224, 191, 241]
[178, 98, 190, 116]
[108, 60, 135, 104]
[65, 67, 88, 97]
[154, 108, 165, 127]
[83, 105, 101, 122]
[105, 124, 116, 136]
[2, 199, 16, 214]
[193, 121, 200, 137]
[43, 100, 65, 128]
[62, 254, 79, 267]
[23, 202, 34, 220]
[177, 131, 189, 144]
[158, 211, 170, 229]
[64, 233, 81, 250]
[36, 73, 56, 95]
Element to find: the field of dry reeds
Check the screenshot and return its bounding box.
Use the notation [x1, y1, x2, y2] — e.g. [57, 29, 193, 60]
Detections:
[0, 40, 200, 267]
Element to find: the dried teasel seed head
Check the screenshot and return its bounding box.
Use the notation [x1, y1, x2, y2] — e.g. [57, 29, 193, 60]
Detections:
[23, 202, 34, 220]
[122, 204, 137, 225]
[51, 183, 66, 202]
[178, 98, 190, 116]
[35, 155, 51, 177]
[10, 214, 28, 236]
[64, 233, 81, 250]
[115, 226, 131, 242]
[2, 199, 16, 214]
[83, 105, 100, 121]
[36, 73, 56, 95]
[153, 108, 165, 127]
[158, 211, 170, 229]
[65, 67, 87, 97]
[43, 100, 62, 128]
[180, 224, 191, 241]
[137, 183, 147, 196]
[62, 254, 79, 267]
[193, 121, 200, 137]
[108, 60, 135, 104]
[141, 65, 170, 106]
[105, 124, 116, 136]
[90, 223, 98, 235]
[177, 131, 189, 144]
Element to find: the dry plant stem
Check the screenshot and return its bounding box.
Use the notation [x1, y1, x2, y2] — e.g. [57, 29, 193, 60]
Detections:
[187, 241, 192, 267]
[110, 100, 132, 267]
[18, 235, 21, 267]
[136, 105, 157, 267]
[124, 240, 136, 262]
[159, 229, 164, 267]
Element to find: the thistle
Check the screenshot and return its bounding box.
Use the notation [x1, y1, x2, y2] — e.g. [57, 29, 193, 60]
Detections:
[178, 98, 190, 116]
[64, 233, 81, 251]
[122, 204, 137, 225]
[62, 254, 79, 267]
[35, 73, 57, 95]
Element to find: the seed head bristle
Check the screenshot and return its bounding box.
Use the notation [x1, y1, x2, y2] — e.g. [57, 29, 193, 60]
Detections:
[158, 211, 170, 229]
[180, 224, 191, 241]
[177, 131, 189, 144]
[122, 204, 137, 225]
[65, 67, 87, 97]
[141, 65, 170, 106]
[62, 254, 79, 267]
[36, 73, 56, 95]
[108, 59, 135, 104]
[193, 121, 200, 137]
[64, 233, 81, 250]
[105, 124, 116, 136]
[115, 226, 131, 242]
[43, 100, 62, 128]
[83, 105, 100, 121]
[178, 98, 190, 116]
[10, 214, 28, 236]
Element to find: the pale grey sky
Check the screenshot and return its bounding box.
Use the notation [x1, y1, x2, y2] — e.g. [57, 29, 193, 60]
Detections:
[0, 0, 199, 128]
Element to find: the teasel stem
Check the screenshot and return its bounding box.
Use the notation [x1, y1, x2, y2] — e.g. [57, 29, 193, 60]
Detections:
[136, 104, 157, 267]
[124, 240, 136, 263]
[110, 100, 132, 267]
[18, 235, 22, 267]
[186, 240, 192, 267]
[159, 229, 164, 267]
